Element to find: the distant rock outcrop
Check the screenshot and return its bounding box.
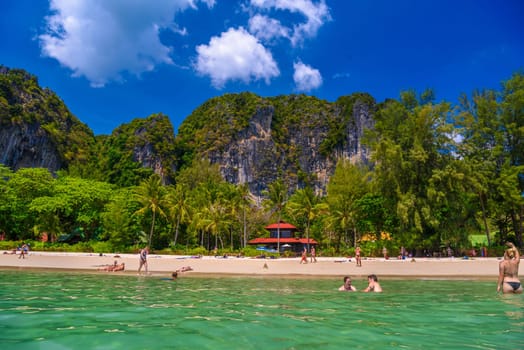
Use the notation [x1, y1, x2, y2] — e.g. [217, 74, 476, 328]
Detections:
[0, 122, 62, 171]
[0, 66, 95, 172]
[97, 113, 177, 186]
[1, 66, 375, 195]
[176, 92, 376, 196]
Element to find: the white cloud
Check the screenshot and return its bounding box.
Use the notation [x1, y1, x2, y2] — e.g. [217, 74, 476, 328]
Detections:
[293, 61, 322, 91]
[195, 27, 279, 89]
[186, 0, 216, 9]
[248, 14, 290, 42]
[37, 0, 328, 91]
[39, 0, 214, 87]
[249, 0, 331, 46]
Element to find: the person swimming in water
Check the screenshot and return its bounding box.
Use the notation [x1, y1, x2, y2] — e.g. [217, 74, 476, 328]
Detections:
[363, 274, 383, 293]
[338, 276, 357, 291]
[497, 242, 522, 294]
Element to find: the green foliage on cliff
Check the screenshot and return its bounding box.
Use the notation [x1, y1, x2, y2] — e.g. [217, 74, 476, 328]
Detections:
[174, 91, 375, 173]
[0, 66, 179, 188]
[175, 92, 266, 168]
[0, 66, 95, 167]
[92, 113, 177, 187]
[319, 92, 376, 156]
[1, 65, 522, 256]
[269, 94, 331, 142]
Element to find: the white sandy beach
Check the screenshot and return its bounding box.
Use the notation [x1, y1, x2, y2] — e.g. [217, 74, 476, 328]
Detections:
[0, 250, 502, 279]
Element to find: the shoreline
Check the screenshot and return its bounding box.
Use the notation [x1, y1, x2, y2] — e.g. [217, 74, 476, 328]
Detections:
[0, 250, 502, 280]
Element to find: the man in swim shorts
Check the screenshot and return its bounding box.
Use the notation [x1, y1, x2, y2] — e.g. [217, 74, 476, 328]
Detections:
[497, 242, 522, 294]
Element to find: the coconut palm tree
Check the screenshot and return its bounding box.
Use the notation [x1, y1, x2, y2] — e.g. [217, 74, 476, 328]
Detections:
[287, 187, 327, 251]
[263, 179, 288, 253]
[134, 174, 167, 248]
[165, 184, 190, 247]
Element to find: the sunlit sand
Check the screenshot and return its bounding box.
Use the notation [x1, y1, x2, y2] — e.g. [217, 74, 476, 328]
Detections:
[1, 250, 500, 279]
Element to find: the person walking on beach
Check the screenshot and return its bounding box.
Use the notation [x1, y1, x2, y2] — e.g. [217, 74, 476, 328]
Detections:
[310, 246, 317, 263]
[300, 247, 308, 264]
[363, 274, 382, 292]
[18, 243, 29, 259]
[138, 246, 149, 275]
[497, 242, 522, 294]
[338, 276, 357, 291]
[355, 246, 362, 267]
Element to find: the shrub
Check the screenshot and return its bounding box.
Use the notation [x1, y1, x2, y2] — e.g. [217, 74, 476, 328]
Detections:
[89, 241, 115, 254]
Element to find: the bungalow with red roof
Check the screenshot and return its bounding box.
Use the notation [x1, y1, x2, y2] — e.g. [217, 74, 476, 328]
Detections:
[248, 221, 317, 253]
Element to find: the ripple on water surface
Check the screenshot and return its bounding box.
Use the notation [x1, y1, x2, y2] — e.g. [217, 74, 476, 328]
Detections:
[0, 270, 522, 349]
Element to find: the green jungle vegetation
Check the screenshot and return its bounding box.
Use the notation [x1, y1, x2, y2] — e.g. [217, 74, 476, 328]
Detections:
[0, 67, 523, 257]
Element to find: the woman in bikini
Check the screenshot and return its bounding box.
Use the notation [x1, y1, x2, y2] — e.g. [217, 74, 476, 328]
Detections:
[355, 246, 362, 267]
[138, 246, 149, 275]
[497, 242, 522, 294]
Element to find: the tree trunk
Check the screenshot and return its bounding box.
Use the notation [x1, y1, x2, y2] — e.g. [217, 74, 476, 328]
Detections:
[148, 210, 156, 248]
[243, 206, 247, 248]
[277, 213, 281, 254]
[479, 192, 491, 246]
[511, 208, 523, 248]
[173, 216, 180, 246]
[306, 219, 311, 252]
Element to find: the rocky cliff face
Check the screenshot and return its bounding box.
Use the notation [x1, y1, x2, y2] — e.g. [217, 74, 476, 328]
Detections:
[127, 114, 177, 183]
[92, 113, 178, 186]
[200, 94, 376, 196]
[1, 66, 375, 194]
[0, 122, 62, 171]
[0, 66, 95, 173]
[339, 99, 375, 164]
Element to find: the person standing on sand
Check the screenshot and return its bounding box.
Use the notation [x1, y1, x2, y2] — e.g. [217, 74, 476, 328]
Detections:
[497, 242, 522, 294]
[355, 246, 362, 267]
[138, 246, 149, 275]
[300, 247, 308, 264]
[310, 246, 317, 263]
[18, 243, 29, 259]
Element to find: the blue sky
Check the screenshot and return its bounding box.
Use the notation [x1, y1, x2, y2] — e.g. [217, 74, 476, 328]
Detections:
[1, 0, 523, 135]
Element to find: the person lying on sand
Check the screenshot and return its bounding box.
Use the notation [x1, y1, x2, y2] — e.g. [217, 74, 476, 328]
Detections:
[112, 262, 125, 272]
[176, 266, 193, 273]
[165, 266, 193, 280]
[98, 261, 125, 272]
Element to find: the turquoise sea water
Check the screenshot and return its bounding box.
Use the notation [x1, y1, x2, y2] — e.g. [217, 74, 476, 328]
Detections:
[0, 270, 522, 350]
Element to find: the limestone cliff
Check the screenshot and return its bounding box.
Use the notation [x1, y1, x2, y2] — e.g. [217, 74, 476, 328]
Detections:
[95, 113, 177, 186]
[0, 122, 62, 171]
[176, 92, 375, 196]
[1, 66, 375, 194]
[0, 66, 95, 172]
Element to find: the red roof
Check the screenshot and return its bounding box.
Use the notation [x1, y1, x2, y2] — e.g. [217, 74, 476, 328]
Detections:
[248, 237, 318, 245]
[264, 222, 297, 230]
